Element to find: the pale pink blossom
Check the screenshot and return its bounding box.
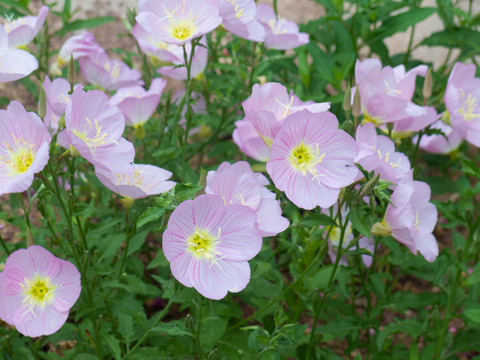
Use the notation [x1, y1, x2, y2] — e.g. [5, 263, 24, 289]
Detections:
[242, 82, 330, 148]
[79, 51, 143, 91]
[3, 5, 48, 48]
[232, 118, 270, 162]
[57, 89, 135, 172]
[162, 194, 262, 300]
[379, 173, 438, 262]
[416, 119, 462, 154]
[136, 0, 222, 45]
[219, 0, 265, 42]
[0, 101, 51, 195]
[445, 62, 480, 147]
[256, 4, 309, 50]
[356, 59, 437, 134]
[132, 23, 181, 63]
[266, 110, 358, 210]
[51, 31, 105, 74]
[206, 161, 289, 237]
[96, 163, 175, 199]
[109, 78, 166, 127]
[354, 123, 411, 184]
[0, 27, 37, 82]
[42, 76, 83, 132]
[157, 36, 208, 80]
[0, 245, 81, 337]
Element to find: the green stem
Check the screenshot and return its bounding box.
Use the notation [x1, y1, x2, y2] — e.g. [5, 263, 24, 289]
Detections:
[195, 293, 204, 359]
[117, 207, 131, 278]
[123, 296, 175, 359]
[403, 25, 416, 65]
[434, 214, 480, 359]
[0, 233, 11, 255]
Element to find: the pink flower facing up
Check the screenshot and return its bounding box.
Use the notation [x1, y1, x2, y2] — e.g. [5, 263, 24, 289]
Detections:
[51, 31, 104, 75]
[162, 194, 262, 300]
[3, 5, 48, 48]
[219, 0, 265, 42]
[256, 4, 309, 50]
[267, 110, 359, 210]
[445, 62, 480, 147]
[416, 119, 463, 154]
[354, 122, 411, 184]
[136, 0, 222, 46]
[372, 173, 438, 262]
[96, 163, 175, 200]
[238, 82, 330, 160]
[0, 101, 51, 196]
[0, 245, 81, 337]
[355, 59, 438, 137]
[205, 161, 289, 237]
[109, 78, 167, 128]
[0, 27, 38, 82]
[79, 51, 143, 91]
[57, 89, 135, 172]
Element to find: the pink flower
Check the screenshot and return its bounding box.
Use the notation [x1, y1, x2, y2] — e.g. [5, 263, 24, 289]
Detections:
[266, 110, 359, 210]
[162, 194, 262, 300]
[256, 4, 309, 50]
[356, 59, 437, 135]
[232, 118, 270, 162]
[0, 27, 38, 82]
[445, 62, 480, 147]
[96, 163, 175, 199]
[157, 36, 208, 80]
[219, 0, 265, 42]
[205, 161, 289, 237]
[132, 23, 181, 63]
[0, 245, 81, 337]
[42, 76, 83, 132]
[136, 0, 222, 45]
[51, 31, 104, 74]
[416, 119, 462, 154]
[242, 82, 330, 148]
[109, 78, 166, 127]
[354, 123, 411, 184]
[0, 101, 51, 195]
[57, 89, 135, 172]
[79, 51, 143, 91]
[3, 5, 48, 48]
[377, 174, 438, 262]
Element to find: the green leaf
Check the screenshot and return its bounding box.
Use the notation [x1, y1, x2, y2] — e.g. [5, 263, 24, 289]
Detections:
[466, 262, 480, 286]
[175, 183, 203, 202]
[127, 231, 149, 256]
[376, 319, 425, 349]
[55, 16, 116, 37]
[300, 213, 337, 227]
[368, 7, 436, 43]
[421, 27, 480, 51]
[117, 313, 135, 348]
[102, 334, 122, 360]
[151, 320, 193, 337]
[464, 308, 480, 324]
[348, 207, 371, 238]
[137, 207, 165, 228]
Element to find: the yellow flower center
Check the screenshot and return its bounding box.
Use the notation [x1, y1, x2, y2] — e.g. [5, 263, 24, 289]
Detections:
[288, 142, 326, 182]
[362, 111, 383, 126]
[11, 147, 35, 174]
[227, 0, 245, 18]
[458, 91, 480, 122]
[187, 228, 221, 264]
[0, 136, 36, 176]
[170, 20, 195, 41]
[22, 274, 56, 307]
[72, 117, 114, 151]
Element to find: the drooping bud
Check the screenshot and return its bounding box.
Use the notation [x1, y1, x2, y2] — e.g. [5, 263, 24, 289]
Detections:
[362, 174, 380, 197]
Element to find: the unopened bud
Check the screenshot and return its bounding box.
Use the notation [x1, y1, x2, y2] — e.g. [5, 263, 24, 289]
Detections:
[195, 168, 207, 197]
[362, 174, 380, 197]
[38, 86, 47, 119]
[422, 68, 432, 100]
[343, 86, 352, 112]
[371, 220, 391, 237]
[67, 55, 75, 94]
[352, 86, 361, 118]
